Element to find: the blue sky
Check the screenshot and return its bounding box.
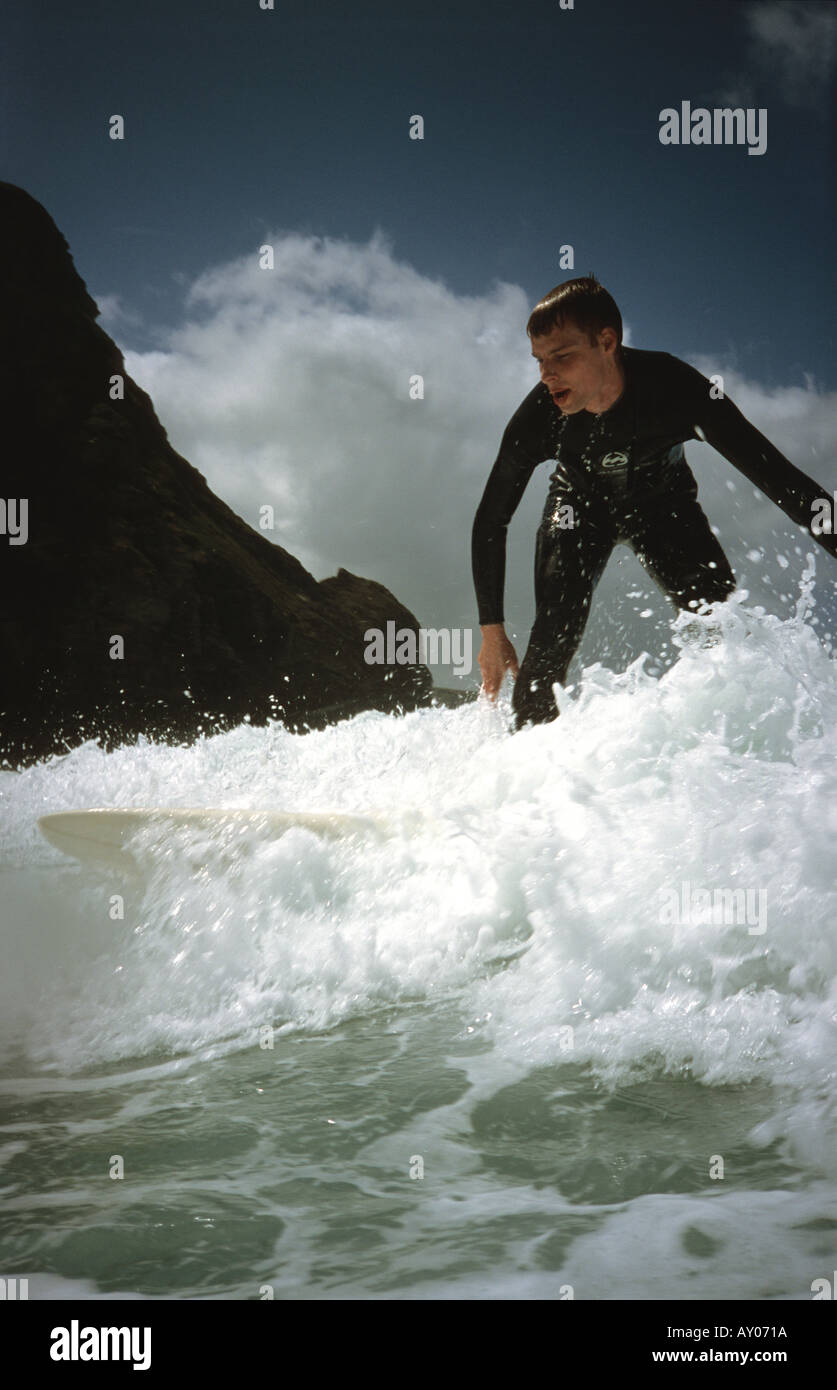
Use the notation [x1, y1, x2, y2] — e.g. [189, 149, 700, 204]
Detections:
[7, 0, 835, 383]
[5, 0, 836, 684]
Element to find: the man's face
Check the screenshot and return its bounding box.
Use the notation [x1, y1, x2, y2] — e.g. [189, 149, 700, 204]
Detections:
[530, 321, 620, 414]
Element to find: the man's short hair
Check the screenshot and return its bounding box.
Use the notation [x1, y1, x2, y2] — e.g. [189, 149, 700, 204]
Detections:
[527, 275, 623, 346]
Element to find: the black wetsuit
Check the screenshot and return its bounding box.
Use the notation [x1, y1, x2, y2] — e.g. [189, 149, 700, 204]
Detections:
[472, 346, 837, 728]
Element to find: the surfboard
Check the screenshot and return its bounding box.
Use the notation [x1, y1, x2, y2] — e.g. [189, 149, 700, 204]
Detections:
[38, 807, 387, 874]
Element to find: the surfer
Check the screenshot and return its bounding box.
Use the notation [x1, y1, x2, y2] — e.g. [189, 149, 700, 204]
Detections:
[472, 276, 837, 729]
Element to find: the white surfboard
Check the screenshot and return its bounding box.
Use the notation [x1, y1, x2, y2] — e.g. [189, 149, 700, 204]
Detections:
[38, 807, 388, 874]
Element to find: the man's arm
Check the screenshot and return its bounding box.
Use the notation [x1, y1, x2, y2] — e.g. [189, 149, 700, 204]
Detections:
[673, 358, 837, 560]
[471, 383, 553, 625]
[471, 384, 552, 697]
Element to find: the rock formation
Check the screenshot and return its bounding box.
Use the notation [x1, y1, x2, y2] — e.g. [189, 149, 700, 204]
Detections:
[0, 182, 462, 769]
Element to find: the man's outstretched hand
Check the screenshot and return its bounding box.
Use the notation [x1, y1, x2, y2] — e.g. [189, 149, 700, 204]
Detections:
[478, 624, 520, 698]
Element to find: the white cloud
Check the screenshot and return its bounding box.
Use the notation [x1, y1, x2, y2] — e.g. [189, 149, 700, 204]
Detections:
[95, 293, 144, 331]
[122, 232, 837, 686]
[124, 230, 534, 626]
[744, 0, 836, 108]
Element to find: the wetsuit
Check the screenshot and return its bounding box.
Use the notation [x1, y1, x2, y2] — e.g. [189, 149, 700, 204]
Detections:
[472, 346, 837, 728]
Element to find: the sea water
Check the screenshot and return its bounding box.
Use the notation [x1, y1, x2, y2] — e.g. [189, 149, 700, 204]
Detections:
[1, 592, 836, 1301]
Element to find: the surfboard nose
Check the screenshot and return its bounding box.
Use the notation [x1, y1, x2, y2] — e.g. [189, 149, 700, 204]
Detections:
[37, 807, 391, 873]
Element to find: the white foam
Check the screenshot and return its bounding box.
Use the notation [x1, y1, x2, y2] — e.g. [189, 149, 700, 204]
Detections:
[2, 594, 835, 1183]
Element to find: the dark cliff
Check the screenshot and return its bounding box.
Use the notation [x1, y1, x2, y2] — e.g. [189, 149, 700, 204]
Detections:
[0, 182, 441, 768]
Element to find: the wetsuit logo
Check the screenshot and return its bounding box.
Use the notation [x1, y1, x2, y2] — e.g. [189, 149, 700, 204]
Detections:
[599, 451, 629, 471]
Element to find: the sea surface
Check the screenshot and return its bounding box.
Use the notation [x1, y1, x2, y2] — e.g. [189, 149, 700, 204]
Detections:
[1, 593, 836, 1301]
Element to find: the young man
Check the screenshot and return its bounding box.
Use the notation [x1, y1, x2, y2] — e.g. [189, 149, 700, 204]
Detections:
[472, 276, 837, 729]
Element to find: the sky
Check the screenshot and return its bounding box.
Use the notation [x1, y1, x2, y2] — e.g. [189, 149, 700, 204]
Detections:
[4, 0, 837, 689]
